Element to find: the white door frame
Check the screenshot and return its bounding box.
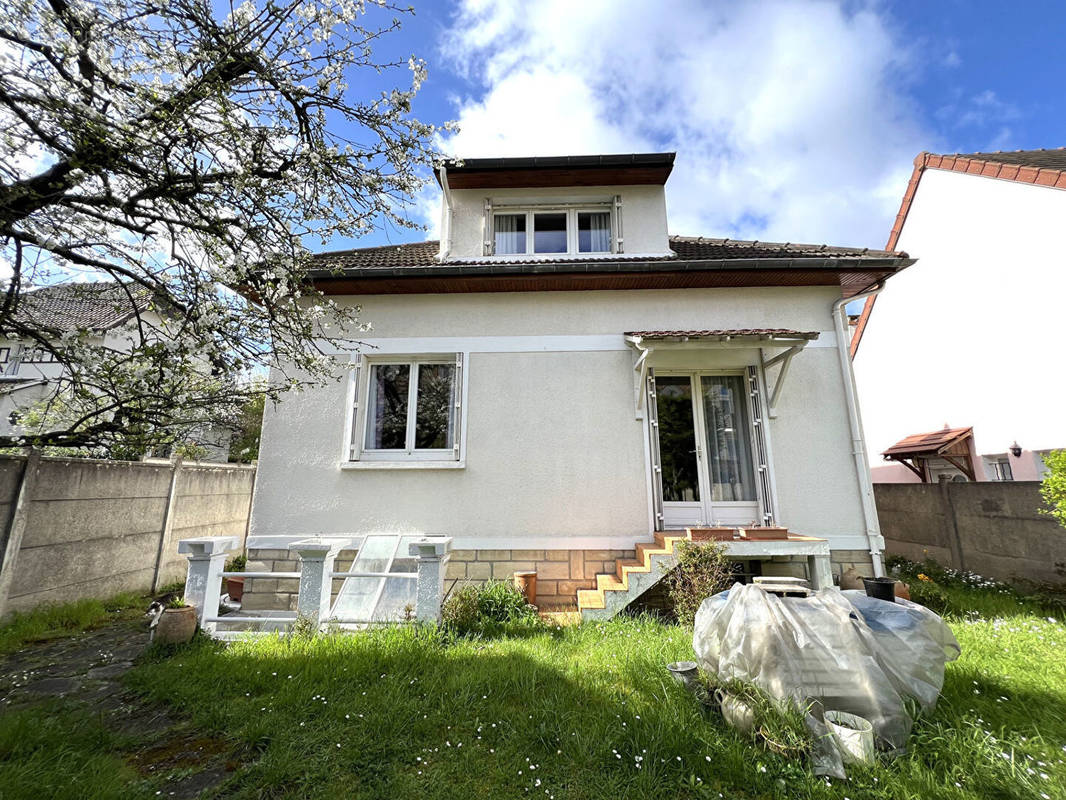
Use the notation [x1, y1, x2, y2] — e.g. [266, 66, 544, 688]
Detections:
[656, 370, 763, 530]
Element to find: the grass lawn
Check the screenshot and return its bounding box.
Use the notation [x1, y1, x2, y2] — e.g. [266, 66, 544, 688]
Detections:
[0, 590, 149, 656]
[2, 573, 1065, 799]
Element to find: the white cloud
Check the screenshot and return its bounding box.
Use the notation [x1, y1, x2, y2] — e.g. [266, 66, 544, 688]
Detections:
[431, 0, 933, 249]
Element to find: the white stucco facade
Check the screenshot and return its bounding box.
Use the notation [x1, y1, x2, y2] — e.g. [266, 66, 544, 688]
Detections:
[251, 286, 873, 553]
[854, 168, 1066, 463]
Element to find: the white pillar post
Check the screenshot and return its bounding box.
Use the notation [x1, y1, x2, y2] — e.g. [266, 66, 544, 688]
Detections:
[409, 537, 453, 624]
[808, 553, 834, 591]
[289, 538, 353, 627]
[179, 536, 239, 632]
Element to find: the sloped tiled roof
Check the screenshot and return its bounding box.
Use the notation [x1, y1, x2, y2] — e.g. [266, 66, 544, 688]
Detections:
[951, 148, 1066, 170]
[310, 235, 905, 273]
[625, 329, 819, 339]
[667, 237, 899, 260]
[882, 426, 973, 457]
[12, 283, 154, 333]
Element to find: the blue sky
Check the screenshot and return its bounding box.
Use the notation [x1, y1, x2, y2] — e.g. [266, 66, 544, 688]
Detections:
[344, 0, 1065, 254]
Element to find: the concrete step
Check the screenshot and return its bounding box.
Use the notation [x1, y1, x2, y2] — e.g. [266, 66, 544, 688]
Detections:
[577, 588, 605, 609]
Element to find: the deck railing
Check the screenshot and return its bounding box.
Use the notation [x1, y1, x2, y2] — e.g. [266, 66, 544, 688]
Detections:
[178, 535, 452, 639]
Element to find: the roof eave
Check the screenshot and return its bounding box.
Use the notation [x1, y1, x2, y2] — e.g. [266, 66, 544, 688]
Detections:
[308, 255, 914, 282]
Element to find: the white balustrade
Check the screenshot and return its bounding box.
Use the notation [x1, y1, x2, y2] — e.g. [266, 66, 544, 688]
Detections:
[178, 534, 453, 638]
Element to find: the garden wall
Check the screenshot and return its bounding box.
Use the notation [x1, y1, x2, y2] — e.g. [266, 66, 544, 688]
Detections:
[875, 481, 1065, 588]
[0, 452, 255, 618]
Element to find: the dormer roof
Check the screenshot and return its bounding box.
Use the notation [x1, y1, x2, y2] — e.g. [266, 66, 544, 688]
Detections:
[436, 152, 675, 189]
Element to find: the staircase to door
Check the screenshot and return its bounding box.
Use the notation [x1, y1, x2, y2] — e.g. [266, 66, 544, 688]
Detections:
[576, 531, 687, 621]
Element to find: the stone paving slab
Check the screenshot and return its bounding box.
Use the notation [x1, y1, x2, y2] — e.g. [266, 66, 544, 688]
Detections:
[0, 618, 236, 798]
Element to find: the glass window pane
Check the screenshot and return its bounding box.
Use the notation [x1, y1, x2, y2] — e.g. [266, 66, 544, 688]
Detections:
[365, 364, 409, 449]
[533, 213, 567, 253]
[415, 364, 455, 449]
[494, 214, 526, 254]
[578, 212, 611, 252]
[701, 376, 757, 502]
[655, 376, 700, 502]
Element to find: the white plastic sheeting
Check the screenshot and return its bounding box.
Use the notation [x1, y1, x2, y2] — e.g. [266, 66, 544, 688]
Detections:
[693, 584, 960, 753]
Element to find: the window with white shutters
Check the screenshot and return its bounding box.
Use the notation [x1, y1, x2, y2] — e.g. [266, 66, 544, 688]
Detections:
[347, 354, 466, 463]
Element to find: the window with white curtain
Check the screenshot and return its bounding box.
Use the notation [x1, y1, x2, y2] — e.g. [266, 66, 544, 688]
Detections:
[491, 207, 612, 255]
[352, 355, 464, 462]
[493, 213, 526, 255]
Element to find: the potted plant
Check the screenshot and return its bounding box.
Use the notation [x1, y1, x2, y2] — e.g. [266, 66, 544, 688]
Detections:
[225, 554, 247, 602]
[154, 596, 198, 644]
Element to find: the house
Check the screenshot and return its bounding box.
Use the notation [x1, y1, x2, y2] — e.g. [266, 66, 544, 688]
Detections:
[0, 282, 230, 461]
[871, 426, 1056, 483]
[245, 152, 915, 617]
[851, 149, 1066, 467]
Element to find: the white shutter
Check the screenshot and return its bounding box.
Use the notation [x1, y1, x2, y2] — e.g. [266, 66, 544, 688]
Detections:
[614, 194, 624, 254]
[646, 369, 664, 530]
[483, 199, 493, 256]
[452, 353, 464, 460]
[747, 365, 774, 525]
[348, 358, 364, 461]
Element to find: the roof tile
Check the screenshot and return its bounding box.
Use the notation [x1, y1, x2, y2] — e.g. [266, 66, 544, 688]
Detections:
[310, 235, 905, 273]
[12, 283, 153, 333]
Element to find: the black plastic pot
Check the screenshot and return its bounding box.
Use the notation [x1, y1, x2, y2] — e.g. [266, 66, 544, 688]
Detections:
[863, 576, 897, 602]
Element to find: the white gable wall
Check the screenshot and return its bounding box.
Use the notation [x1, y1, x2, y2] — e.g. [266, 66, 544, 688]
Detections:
[854, 168, 1066, 463]
[251, 285, 869, 551]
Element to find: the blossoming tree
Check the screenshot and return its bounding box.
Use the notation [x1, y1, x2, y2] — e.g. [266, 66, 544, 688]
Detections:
[0, 0, 443, 452]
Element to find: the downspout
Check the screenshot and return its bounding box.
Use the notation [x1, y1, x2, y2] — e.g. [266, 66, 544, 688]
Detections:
[831, 283, 886, 578]
[438, 164, 453, 261]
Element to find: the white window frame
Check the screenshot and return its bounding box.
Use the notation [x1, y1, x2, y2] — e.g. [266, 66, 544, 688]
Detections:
[343, 353, 467, 468]
[491, 206, 613, 256]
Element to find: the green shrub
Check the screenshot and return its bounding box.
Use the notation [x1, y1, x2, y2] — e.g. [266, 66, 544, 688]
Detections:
[1040, 449, 1066, 528]
[661, 540, 733, 627]
[225, 554, 247, 572]
[441, 580, 540, 635]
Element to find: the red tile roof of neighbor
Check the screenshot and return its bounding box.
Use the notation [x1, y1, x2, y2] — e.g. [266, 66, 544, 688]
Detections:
[850, 148, 1066, 356]
[308, 236, 912, 297]
[882, 426, 974, 457]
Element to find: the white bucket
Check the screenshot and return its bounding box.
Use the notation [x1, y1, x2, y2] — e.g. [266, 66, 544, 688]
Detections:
[824, 710, 875, 765]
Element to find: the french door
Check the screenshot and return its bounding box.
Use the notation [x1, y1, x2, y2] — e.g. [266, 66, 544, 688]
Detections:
[653, 372, 764, 529]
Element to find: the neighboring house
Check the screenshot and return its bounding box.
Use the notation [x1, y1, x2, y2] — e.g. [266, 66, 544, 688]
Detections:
[851, 149, 1066, 465]
[248, 152, 914, 615]
[871, 426, 981, 483]
[0, 283, 231, 461]
[872, 426, 1055, 483]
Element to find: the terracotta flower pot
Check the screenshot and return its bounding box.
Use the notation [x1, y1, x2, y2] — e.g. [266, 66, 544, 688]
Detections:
[687, 527, 737, 542]
[155, 606, 197, 645]
[894, 581, 911, 601]
[513, 571, 537, 606]
[226, 576, 245, 602]
[839, 567, 865, 590]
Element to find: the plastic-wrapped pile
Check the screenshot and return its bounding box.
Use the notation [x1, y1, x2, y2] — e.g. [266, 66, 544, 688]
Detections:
[693, 584, 960, 764]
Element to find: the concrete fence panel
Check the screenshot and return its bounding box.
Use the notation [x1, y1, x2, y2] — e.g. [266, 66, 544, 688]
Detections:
[0, 454, 256, 618]
[875, 481, 1066, 588]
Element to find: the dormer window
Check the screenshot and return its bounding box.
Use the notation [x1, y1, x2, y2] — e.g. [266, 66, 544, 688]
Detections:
[492, 207, 612, 256]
